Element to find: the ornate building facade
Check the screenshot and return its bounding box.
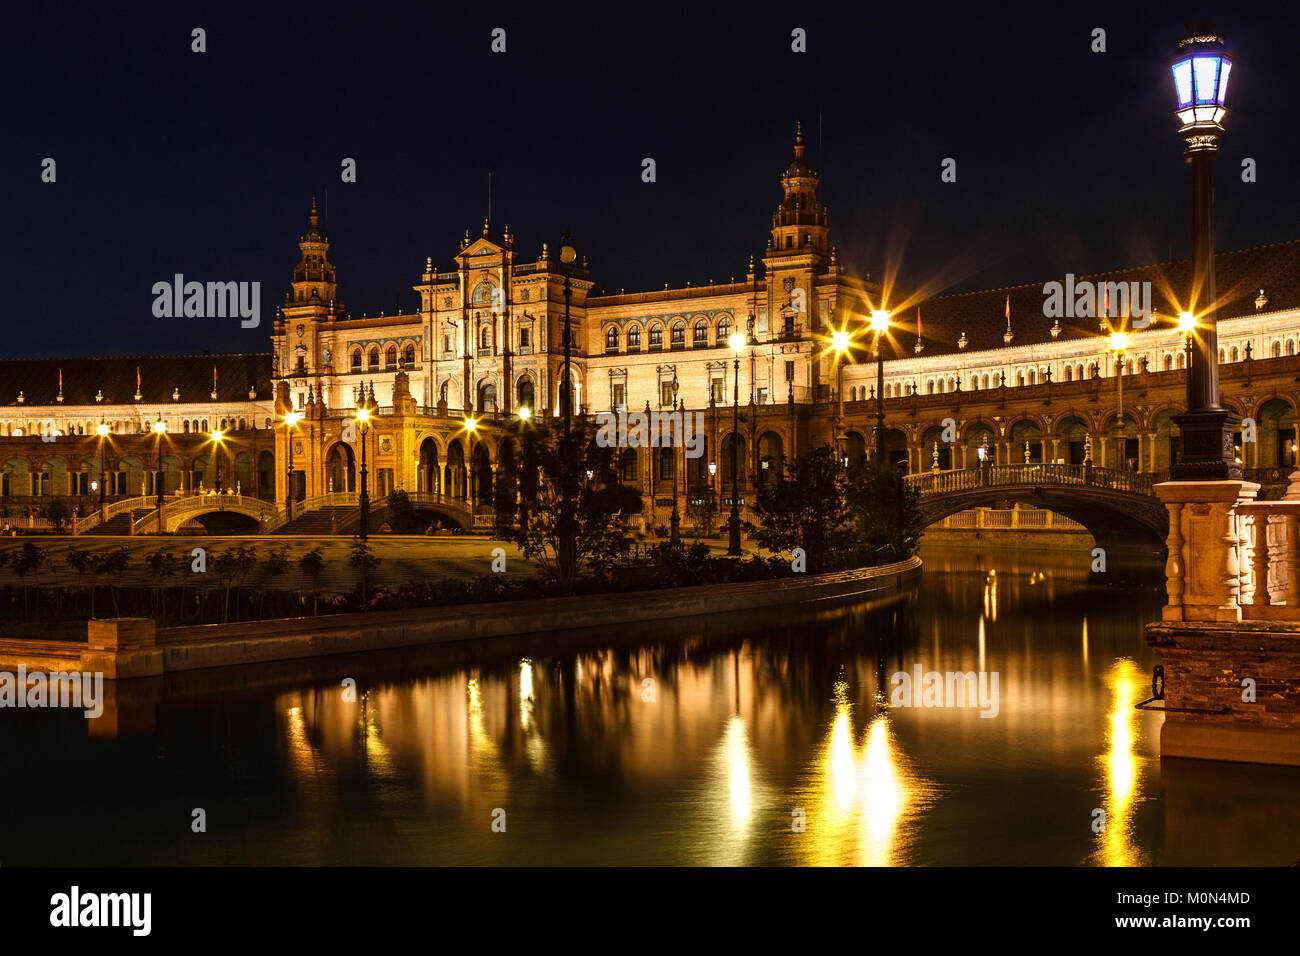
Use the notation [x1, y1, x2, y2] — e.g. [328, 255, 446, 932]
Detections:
[3, 127, 1300, 531]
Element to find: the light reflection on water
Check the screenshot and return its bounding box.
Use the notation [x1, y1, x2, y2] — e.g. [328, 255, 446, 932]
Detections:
[3, 544, 1300, 865]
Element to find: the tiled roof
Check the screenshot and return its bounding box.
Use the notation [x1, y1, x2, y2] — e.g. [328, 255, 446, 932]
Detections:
[898, 239, 1300, 358]
[0, 353, 272, 407]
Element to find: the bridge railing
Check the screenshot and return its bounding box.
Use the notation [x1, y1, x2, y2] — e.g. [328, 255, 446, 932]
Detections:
[71, 495, 153, 535]
[1236, 489, 1300, 620]
[904, 463, 1155, 497]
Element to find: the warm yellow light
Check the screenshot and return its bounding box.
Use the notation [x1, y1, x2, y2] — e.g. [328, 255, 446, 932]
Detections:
[518, 406, 531, 421]
[96, 423, 109, 437]
[356, 408, 371, 423]
[870, 310, 889, 332]
[284, 411, 302, 427]
[1110, 332, 1128, 352]
[211, 429, 223, 443]
[152, 420, 166, 434]
[1178, 311, 1196, 333]
[831, 330, 850, 352]
[464, 417, 478, 432]
[728, 332, 746, 352]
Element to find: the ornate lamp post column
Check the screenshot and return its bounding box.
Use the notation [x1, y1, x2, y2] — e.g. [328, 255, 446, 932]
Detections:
[96, 422, 109, 513]
[1169, 21, 1240, 481]
[670, 375, 681, 547]
[870, 310, 890, 465]
[831, 329, 850, 463]
[152, 418, 166, 532]
[1110, 331, 1128, 469]
[727, 331, 746, 555]
[357, 405, 371, 541]
[212, 429, 225, 493]
[283, 411, 302, 523]
[555, 233, 579, 583]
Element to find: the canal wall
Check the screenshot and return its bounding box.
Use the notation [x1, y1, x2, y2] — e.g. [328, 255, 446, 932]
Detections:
[0, 556, 921, 679]
[1145, 619, 1300, 767]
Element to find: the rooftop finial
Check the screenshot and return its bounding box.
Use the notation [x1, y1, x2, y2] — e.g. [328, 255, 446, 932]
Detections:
[310, 195, 318, 226]
[794, 121, 803, 148]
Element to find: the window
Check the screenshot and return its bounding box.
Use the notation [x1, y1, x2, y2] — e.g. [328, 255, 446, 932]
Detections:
[1272, 341, 1282, 358]
[1230, 346, 1239, 362]
[605, 327, 620, 353]
[612, 382, 627, 408]
[718, 317, 731, 342]
[649, 326, 663, 349]
[385, 345, 398, 369]
[351, 349, 362, 371]
[785, 361, 794, 383]
[660, 382, 675, 406]
[480, 326, 492, 350]
[295, 356, 306, 375]
[671, 323, 685, 348]
[694, 321, 708, 346]
[711, 378, 724, 405]
[756, 386, 768, 404]
[620, 448, 638, 482]
[1163, 354, 1172, 371]
[443, 334, 453, 354]
[658, 446, 675, 481]
[519, 328, 531, 349]
[757, 307, 767, 333]
[368, 347, 380, 369]
[403, 344, 416, 366]
[628, 327, 641, 351]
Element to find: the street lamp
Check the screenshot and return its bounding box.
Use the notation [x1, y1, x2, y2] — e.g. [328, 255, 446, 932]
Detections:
[1110, 331, 1128, 468]
[870, 310, 890, 465]
[559, 232, 578, 435]
[1179, 311, 1196, 371]
[727, 331, 746, 555]
[211, 429, 224, 494]
[517, 405, 531, 422]
[1169, 20, 1240, 480]
[670, 375, 681, 547]
[153, 418, 166, 532]
[556, 232, 580, 584]
[830, 328, 850, 463]
[357, 406, 372, 541]
[96, 422, 109, 510]
[283, 410, 302, 522]
[463, 417, 477, 525]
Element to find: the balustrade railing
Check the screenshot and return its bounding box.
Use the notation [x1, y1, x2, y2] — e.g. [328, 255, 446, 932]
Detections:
[904, 463, 1155, 497]
[1236, 485, 1300, 620]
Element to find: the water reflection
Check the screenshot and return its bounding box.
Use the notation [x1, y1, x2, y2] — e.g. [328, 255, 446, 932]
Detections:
[4, 544, 1300, 865]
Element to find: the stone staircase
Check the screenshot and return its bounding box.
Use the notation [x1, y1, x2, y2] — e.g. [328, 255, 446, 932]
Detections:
[84, 508, 155, 535]
[271, 506, 355, 535]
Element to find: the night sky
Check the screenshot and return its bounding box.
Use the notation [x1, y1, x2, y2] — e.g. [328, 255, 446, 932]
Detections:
[4, 3, 1297, 359]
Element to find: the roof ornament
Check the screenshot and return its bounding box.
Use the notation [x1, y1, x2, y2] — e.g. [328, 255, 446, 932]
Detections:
[1051, 318, 1062, 339]
[173, 387, 180, 401]
[95, 389, 104, 403]
[16, 390, 24, 404]
[1256, 288, 1269, 311]
[958, 331, 969, 350]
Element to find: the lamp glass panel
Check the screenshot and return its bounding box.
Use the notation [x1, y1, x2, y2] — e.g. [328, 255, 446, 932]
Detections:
[1216, 60, 1231, 104]
[1172, 60, 1194, 107]
[1177, 107, 1196, 126]
[1192, 55, 1220, 104]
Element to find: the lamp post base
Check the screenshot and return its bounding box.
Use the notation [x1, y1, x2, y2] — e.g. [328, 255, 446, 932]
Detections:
[1171, 408, 1242, 481]
[726, 510, 742, 556]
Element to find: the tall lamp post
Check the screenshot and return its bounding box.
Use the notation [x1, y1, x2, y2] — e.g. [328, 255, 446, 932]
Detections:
[1110, 331, 1128, 468]
[670, 375, 681, 547]
[96, 422, 109, 511]
[556, 232, 579, 582]
[727, 331, 746, 555]
[870, 310, 890, 465]
[211, 429, 225, 494]
[1168, 20, 1240, 480]
[357, 406, 372, 541]
[152, 418, 166, 533]
[831, 329, 850, 463]
[283, 411, 302, 523]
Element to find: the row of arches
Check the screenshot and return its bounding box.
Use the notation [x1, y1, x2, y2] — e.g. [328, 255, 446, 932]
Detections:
[605, 314, 736, 353]
[350, 342, 418, 372]
[1, 451, 276, 498]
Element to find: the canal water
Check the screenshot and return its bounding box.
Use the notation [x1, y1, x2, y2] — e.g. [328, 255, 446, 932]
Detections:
[3, 544, 1299, 866]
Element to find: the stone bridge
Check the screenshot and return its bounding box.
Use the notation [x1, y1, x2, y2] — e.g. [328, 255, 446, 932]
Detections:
[904, 463, 1169, 566]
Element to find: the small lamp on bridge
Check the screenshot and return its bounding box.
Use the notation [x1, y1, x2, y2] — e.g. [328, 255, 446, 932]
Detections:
[517, 406, 531, 422]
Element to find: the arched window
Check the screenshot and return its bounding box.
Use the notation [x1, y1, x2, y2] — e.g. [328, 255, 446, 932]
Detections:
[605, 326, 619, 352]
[386, 345, 398, 369]
[982, 374, 990, 389]
[649, 325, 663, 348]
[239, 418, 246, 431]
[1029, 369, 1037, 385]
[694, 320, 709, 346]
[1288, 340, 1296, 356]
[1272, 340, 1282, 358]
[1230, 346, 1238, 362]
[1126, 358, 1134, 374]
[480, 326, 492, 350]
[628, 326, 642, 350]
[1219, 348, 1226, 363]
[182, 420, 189, 432]
[517, 378, 535, 410]
[671, 322, 685, 348]
[368, 347, 380, 369]
[1163, 354, 1173, 371]
[1064, 365, 1073, 382]
[403, 344, 416, 366]
[717, 317, 731, 342]
[1076, 364, 1084, 380]
[1017, 372, 1025, 387]
[351, 349, 362, 371]
[1177, 352, 1186, 369]
[927, 380, 935, 395]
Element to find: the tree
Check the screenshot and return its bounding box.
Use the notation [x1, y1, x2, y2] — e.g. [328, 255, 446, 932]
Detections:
[11, 541, 48, 617]
[91, 547, 130, 617]
[211, 546, 258, 622]
[298, 546, 325, 616]
[685, 487, 718, 537]
[386, 489, 422, 534]
[43, 499, 73, 533]
[348, 538, 381, 607]
[845, 463, 925, 563]
[496, 417, 641, 589]
[258, 546, 291, 618]
[750, 446, 850, 572]
[143, 548, 179, 624]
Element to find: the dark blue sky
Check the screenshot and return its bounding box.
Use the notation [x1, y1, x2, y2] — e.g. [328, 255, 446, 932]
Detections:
[4, 3, 1296, 358]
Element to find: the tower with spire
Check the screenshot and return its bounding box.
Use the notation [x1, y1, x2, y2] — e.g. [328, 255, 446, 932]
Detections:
[277, 197, 347, 402]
